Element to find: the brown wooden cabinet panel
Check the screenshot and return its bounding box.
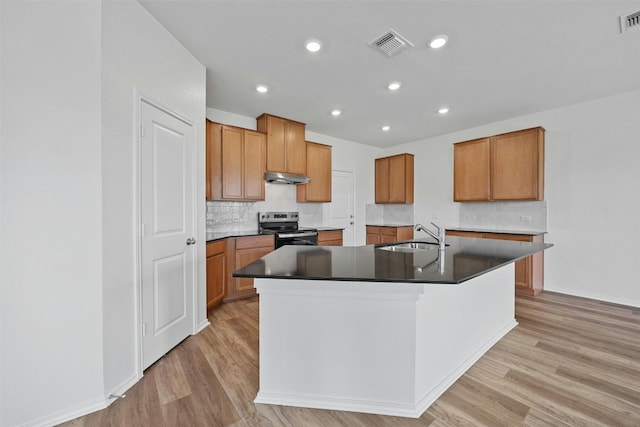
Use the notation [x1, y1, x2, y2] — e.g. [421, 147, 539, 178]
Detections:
[491, 127, 544, 200]
[453, 138, 491, 202]
[206, 240, 226, 311]
[318, 230, 343, 246]
[366, 225, 413, 245]
[257, 114, 306, 175]
[375, 153, 413, 204]
[221, 126, 244, 199]
[225, 235, 274, 302]
[453, 127, 544, 202]
[446, 230, 544, 296]
[297, 141, 332, 202]
[206, 120, 266, 201]
[243, 130, 266, 200]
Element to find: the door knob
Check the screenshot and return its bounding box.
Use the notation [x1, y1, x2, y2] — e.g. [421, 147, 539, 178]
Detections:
[186, 238, 196, 245]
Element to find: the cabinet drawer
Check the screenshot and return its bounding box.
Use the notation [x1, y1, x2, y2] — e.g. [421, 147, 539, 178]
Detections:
[206, 239, 227, 257]
[318, 230, 342, 241]
[235, 235, 274, 250]
[483, 233, 532, 242]
[380, 227, 398, 236]
[366, 226, 381, 235]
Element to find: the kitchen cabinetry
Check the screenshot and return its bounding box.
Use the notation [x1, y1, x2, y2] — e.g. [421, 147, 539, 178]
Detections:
[366, 226, 413, 245]
[453, 127, 544, 202]
[317, 229, 343, 246]
[375, 153, 414, 204]
[224, 235, 274, 302]
[297, 141, 332, 202]
[206, 120, 266, 201]
[446, 230, 544, 296]
[206, 240, 226, 311]
[256, 113, 306, 175]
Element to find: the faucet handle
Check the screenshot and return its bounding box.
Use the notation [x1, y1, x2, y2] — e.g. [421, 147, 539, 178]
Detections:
[430, 222, 441, 231]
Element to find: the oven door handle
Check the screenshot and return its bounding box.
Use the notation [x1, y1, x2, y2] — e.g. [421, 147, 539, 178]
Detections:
[278, 232, 318, 238]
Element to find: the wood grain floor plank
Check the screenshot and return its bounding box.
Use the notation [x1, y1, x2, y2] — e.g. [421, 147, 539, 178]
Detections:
[62, 292, 640, 426]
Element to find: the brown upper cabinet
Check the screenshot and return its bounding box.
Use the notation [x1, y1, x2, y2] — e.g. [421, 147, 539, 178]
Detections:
[206, 120, 266, 201]
[375, 153, 414, 204]
[453, 127, 544, 202]
[256, 113, 306, 175]
[297, 141, 332, 202]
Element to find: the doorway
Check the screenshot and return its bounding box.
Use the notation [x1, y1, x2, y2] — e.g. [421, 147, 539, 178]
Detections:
[327, 169, 355, 246]
[138, 99, 196, 369]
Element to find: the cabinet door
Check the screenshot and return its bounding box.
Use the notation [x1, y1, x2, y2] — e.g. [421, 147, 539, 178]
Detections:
[375, 158, 390, 203]
[318, 230, 343, 246]
[206, 252, 225, 310]
[453, 138, 491, 201]
[243, 130, 266, 200]
[286, 120, 306, 174]
[234, 247, 272, 293]
[299, 142, 331, 202]
[206, 121, 223, 200]
[491, 128, 544, 200]
[263, 115, 287, 172]
[221, 126, 244, 199]
[388, 155, 409, 203]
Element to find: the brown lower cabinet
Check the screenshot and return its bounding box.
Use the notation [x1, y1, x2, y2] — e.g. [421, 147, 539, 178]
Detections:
[206, 239, 227, 311]
[366, 225, 413, 245]
[224, 235, 274, 302]
[446, 230, 544, 296]
[317, 229, 343, 246]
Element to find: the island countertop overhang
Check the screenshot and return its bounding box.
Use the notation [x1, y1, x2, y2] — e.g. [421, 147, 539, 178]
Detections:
[233, 236, 552, 284]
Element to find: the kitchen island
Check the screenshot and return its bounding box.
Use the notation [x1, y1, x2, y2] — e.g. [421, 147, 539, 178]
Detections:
[234, 237, 551, 418]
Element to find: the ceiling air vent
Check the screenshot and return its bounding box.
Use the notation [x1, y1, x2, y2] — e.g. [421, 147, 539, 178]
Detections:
[620, 10, 640, 33]
[368, 29, 414, 57]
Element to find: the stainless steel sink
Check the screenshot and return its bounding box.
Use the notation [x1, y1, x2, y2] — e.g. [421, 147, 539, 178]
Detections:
[376, 241, 444, 252]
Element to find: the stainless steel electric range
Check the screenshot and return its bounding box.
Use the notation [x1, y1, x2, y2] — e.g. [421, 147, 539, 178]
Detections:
[258, 212, 318, 248]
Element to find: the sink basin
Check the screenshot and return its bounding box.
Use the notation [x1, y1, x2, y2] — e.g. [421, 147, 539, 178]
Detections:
[377, 241, 445, 252]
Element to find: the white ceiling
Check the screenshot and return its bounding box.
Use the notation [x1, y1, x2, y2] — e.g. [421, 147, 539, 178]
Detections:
[139, 0, 640, 147]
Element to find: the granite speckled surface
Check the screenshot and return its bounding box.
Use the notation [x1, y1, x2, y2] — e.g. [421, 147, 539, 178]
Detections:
[234, 236, 552, 284]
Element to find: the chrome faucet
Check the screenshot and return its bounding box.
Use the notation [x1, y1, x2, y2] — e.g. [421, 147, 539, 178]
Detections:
[415, 222, 446, 251]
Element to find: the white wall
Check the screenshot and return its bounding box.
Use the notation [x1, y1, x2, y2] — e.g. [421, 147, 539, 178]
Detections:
[1, 2, 104, 426]
[101, 0, 206, 399]
[391, 90, 640, 307]
[0, 1, 206, 425]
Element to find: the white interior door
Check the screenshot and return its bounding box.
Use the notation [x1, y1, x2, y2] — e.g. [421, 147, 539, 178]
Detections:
[327, 169, 355, 246]
[140, 100, 195, 369]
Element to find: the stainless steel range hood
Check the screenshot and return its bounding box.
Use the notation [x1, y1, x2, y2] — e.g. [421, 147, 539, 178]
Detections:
[264, 171, 310, 185]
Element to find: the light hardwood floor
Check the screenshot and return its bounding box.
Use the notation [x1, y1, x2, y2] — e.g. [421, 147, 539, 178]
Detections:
[64, 292, 640, 426]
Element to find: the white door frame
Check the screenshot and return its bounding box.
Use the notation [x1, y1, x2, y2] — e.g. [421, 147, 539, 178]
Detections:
[133, 92, 199, 377]
[325, 168, 356, 246]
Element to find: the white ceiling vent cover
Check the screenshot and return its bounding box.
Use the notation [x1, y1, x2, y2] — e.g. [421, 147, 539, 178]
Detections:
[368, 29, 414, 57]
[620, 11, 640, 33]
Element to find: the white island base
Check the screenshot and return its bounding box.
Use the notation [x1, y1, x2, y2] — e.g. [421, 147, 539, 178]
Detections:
[254, 264, 516, 418]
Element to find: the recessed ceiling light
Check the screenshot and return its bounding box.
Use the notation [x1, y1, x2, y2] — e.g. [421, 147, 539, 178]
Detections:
[256, 85, 268, 93]
[381, 125, 391, 131]
[305, 39, 322, 53]
[438, 107, 450, 115]
[387, 81, 401, 91]
[331, 109, 341, 116]
[429, 35, 448, 49]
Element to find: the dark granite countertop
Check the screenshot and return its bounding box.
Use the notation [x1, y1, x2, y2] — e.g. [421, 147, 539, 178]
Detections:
[206, 230, 260, 242]
[366, 223, 414, 228]
[313, 226, 345, 231]
[234, 236, 552, 284]
[446, 227, 547, 236]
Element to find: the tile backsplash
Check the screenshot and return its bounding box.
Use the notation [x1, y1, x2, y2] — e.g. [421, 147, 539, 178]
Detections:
[459, 201, 547, 231]
[365, 204, 414, 225]
[206, 183, 325, 232]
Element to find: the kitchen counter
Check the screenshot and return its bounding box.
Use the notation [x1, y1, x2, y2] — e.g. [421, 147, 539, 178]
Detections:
[234, 236, 551, 284]
[238, 238, 552, 418]
[446, 226, 546, 236]
[365, 223, 414, 227]
[206, 230, 260, 242]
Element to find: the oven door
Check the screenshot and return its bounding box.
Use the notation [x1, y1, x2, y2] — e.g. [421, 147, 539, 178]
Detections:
[276, 231, 318, 248]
